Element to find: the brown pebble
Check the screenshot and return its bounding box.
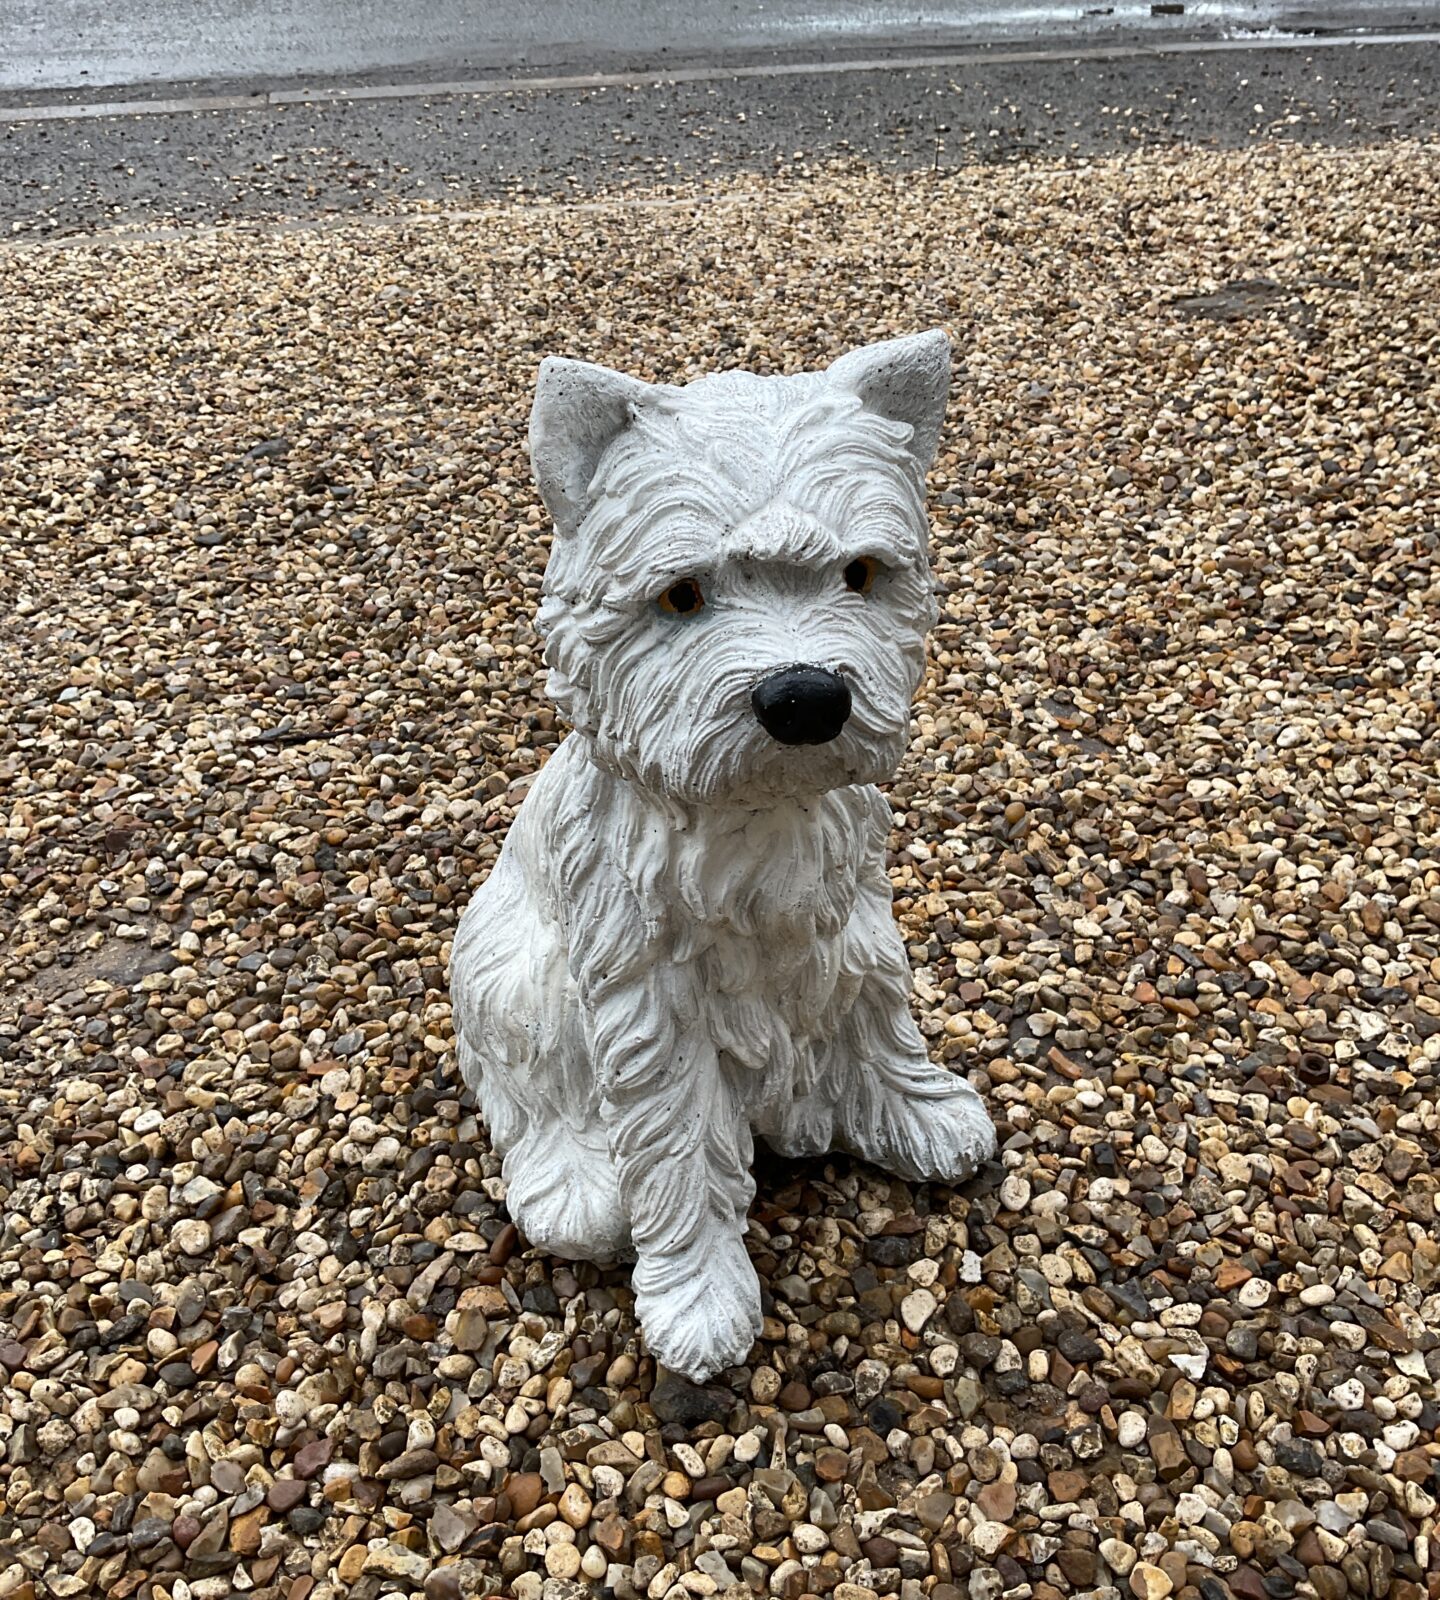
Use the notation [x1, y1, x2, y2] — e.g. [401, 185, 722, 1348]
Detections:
[505, 1471, 544, 1518]
[228, 1506, 267, 1556]
[293, 1437, 335, 1479]
[1048, 1469, 1087, 1503]
[863, 1535, 899, 1567]
[268, 1479, 308, 1513]
[1228, 1567, 1268, 1600]
[591, 1513, 629, 1556]
[977, 1480, 1016, 1521]
[689, 1475, 733, 1501]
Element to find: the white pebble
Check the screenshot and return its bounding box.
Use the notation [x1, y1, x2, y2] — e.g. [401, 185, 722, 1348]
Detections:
[171, 1219, 212, 1256]
[900, 1288, 937, 1333]
[1330, 1379, 1365, 1410]
[1118, 1411, 1147, 1449]
[930, 1343, 959, 1377]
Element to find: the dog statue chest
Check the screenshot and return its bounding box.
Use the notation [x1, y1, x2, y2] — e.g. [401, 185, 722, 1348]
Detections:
[655, 788, 874, 1060]
[657, 791, 867, 941]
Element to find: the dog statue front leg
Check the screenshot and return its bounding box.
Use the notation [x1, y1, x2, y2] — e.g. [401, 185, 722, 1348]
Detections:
[767, 868, 995, 1181]
[593, 983, 761, 1382]
[828, 943, 995, 1182]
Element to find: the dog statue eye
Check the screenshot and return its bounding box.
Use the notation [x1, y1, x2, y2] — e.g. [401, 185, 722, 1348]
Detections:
[843, 557, 879, 595]
[657, 578, 705, 616]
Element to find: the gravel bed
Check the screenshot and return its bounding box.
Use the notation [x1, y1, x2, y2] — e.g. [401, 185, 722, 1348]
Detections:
[1, 141, 1438, 1600]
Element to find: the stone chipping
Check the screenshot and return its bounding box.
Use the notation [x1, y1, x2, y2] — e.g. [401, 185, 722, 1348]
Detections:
[1, 141, 1439, 1600]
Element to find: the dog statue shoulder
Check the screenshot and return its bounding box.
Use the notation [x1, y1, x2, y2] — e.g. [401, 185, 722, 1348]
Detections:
[451, 331, 996, 1381]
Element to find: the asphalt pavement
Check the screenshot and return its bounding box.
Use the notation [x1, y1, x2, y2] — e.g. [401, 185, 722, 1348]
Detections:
[1, 5, 1438, 239]
[4, 1, 1437, 97]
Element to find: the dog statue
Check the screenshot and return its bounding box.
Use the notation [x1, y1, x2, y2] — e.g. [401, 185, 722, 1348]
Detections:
[451, 331, 996, 1381]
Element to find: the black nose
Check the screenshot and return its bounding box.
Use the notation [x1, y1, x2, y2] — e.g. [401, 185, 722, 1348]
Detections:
[751, 665, 852, 746]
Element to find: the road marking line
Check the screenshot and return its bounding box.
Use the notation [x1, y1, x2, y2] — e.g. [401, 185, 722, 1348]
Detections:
[3, 30, 1440, 125]
[6, 91, 267, 122]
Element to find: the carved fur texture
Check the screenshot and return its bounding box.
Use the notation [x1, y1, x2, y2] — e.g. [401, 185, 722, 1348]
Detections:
[451, 331, 996, 1381]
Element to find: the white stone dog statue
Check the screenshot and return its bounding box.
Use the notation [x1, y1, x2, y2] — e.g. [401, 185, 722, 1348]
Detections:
[451, 331, 996, 1382]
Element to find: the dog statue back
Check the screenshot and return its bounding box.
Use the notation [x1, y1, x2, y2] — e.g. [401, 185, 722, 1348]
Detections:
[451, 332, 995, 1381]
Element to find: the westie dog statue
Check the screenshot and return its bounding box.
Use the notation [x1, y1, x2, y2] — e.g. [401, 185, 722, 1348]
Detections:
[451, 331, 995, 1381]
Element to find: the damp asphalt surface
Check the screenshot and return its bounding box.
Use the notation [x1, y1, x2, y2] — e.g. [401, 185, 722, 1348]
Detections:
[0, 5, 1438, 237]
[3, 2, 1437, 96]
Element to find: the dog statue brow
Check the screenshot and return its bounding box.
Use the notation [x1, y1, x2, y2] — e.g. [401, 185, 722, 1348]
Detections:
[716, 500, 915, 572]
[529, 330, 951, 534]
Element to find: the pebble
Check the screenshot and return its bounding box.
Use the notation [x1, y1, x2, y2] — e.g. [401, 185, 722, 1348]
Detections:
[170, 1219, 212, 1256]
[543, 1543, 581, 1580]
[1130, 1564, 1174, 1600]
[1101, 1538, 1138, 1576]
[363, 1544, 431, 1581]
[900, 1288, 938, 1333]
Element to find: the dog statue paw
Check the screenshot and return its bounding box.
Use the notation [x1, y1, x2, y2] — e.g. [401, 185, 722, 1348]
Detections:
[450, 331, 997, 1382]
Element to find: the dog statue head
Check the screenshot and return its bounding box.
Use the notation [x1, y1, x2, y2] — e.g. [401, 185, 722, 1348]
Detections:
[530, 332, 949, 806]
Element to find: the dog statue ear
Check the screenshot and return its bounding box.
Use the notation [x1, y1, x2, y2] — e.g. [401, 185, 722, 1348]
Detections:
[826, 329, 951, 470]
[530, 357, 656, 531]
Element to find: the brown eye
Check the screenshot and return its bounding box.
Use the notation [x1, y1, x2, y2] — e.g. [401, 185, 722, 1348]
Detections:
[844, 557, 879, 595]
[657, 578, 705, 616]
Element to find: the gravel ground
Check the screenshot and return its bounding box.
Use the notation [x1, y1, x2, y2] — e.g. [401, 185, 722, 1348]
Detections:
[2, 140, 1440, 1600]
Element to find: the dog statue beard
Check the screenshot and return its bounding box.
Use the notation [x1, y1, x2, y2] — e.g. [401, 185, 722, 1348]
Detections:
[450, 330, 996, 1382]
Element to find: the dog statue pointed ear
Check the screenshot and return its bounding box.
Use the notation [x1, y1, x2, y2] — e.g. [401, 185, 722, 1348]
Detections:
[827, 329, 951, 471]
[529, 357, 657, 532]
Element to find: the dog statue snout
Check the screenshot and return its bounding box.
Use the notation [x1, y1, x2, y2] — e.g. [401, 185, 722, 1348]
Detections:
[751, 665, 852, 746]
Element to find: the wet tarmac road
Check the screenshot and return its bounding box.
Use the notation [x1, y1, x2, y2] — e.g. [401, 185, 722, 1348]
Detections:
[4, 0, 1438, 96]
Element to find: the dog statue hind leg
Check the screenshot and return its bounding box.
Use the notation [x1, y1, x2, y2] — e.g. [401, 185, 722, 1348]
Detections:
[450, 748, 631, 1264]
